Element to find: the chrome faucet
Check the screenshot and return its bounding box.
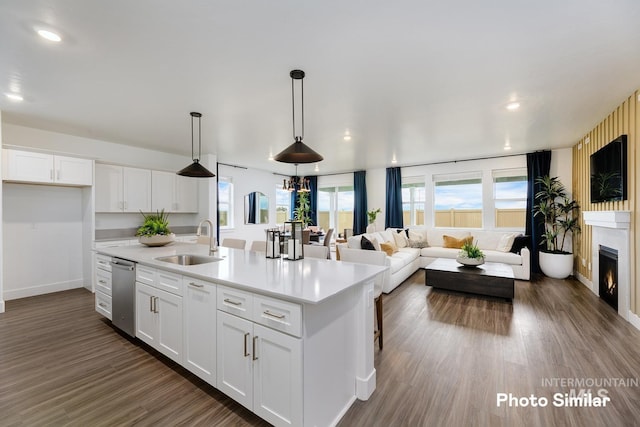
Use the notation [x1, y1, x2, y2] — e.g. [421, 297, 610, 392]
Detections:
[196, 219, 217, 254]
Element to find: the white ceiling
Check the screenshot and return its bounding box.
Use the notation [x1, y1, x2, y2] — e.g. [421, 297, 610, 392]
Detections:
[1, 1, 640, 176]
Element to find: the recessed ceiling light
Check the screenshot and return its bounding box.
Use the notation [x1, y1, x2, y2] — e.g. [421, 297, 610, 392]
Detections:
[343, 130, 352, 141]
[504, 145, 512, 151]
[37, 29, 62, 42]
[391, 155, 397, 164]
[506, 102, 520, 111]
[268, 154, 274, 161]
[314, 164, 319, 172]
[5, 93, 24, 102]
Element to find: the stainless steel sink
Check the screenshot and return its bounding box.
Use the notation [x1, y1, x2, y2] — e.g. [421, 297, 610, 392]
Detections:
[155, 254, 222, 266]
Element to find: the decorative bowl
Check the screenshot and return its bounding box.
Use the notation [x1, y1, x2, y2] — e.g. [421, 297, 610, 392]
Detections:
[139, 233, 176, 247]
[456, 256, 485, 267]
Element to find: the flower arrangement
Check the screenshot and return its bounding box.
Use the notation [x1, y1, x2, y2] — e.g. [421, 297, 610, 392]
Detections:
[367, 208, 381, 224]
[456, 240, 485, 266]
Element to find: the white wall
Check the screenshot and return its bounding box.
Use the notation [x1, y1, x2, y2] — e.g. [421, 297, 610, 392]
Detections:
[217, 163, 284, 248]
[3, 184, 85, 300]
[0, 111, 4, 312]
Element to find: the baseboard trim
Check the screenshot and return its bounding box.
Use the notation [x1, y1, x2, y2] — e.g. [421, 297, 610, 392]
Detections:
[328, 395, 357, 427]
[629, 311, 640, 332]
[355, 367, 376, 400]
[0, 299, 5, 313]
[4, 279, 85, 301]
[575, 272, 595, 294]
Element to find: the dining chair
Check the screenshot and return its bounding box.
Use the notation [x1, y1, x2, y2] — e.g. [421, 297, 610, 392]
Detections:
[337, 246, 387, 350]
[322, 228, 334, 259]
[249, 240, 266, 252]
[222, 238, 247, 250]
[303, 244, 329, 259]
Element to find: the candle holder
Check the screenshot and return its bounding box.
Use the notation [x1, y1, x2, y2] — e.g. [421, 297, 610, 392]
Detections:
[284, 221, 304, 260]
[265, 228, 281, 258]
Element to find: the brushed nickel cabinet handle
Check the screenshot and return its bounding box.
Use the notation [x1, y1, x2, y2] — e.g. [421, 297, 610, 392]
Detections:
[189, 282, 204, 288]
[263, 310, 285, 319]
[98, 280, 107, 284]
[244, 332, 250, 357]
[154, 297, 159, 313]
[150, 296, 153, 312]
[98, 302, 107, 308]
[252, 336, 258, 361]
[223, 298, 242, 306]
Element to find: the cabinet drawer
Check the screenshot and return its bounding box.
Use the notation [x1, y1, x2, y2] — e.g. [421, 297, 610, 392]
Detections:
[96, 254, 112, 272]
[156, 270, 183, 296]
[253, 295, 302, 338]
[217, 285, 253, 321]
[136, 265, 156, 286]
[95, 291, 112, 320]
[95, 269, 112, 296]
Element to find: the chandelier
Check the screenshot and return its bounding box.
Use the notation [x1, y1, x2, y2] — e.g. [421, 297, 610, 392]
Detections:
[283, 165, 310, 192]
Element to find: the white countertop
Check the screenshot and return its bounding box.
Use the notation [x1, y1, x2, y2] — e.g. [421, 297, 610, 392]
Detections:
[96, 242, 387, 304]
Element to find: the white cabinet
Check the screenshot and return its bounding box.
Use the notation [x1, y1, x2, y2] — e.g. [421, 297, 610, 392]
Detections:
[2, 148, 92, 186]
[183, 278, 217, 385]
[151, 170, 198, 213]
[94, 254, 112, 320]
[216, 286, 302, 427]
[135, 269, 183, 364]
[95, 163, 151, 212]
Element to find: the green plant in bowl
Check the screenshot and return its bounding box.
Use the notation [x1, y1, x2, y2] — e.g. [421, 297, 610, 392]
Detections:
[136, 209, 172, 236]
[457, 241, 485, 266]
[136, 210, 175, 246]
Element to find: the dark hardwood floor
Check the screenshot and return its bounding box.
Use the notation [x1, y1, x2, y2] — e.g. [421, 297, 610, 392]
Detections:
[1, 272, 640, 426]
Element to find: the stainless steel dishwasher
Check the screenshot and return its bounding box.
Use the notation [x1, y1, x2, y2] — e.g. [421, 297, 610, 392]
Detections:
[110, 257, 136, 337]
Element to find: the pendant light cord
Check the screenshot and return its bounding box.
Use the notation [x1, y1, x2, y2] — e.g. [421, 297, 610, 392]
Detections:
[198, 113, 202, 161]
[291, 76, 304, 140]
[191, 114, 195, 161]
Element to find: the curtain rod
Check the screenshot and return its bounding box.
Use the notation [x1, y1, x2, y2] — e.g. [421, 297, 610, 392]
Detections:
[217, 162, 248, 169]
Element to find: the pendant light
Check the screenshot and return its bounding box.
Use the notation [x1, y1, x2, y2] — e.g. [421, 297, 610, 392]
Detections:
[274, 70, 323, 164]
[282, 165, 311, 192]
[177, 112, 215, 178]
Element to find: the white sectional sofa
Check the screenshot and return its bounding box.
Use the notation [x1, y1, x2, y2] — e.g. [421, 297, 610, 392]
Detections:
[337, 227, 530, 294]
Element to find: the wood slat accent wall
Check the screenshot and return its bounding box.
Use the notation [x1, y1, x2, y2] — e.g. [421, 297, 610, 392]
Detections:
[572, 90, 638, 314]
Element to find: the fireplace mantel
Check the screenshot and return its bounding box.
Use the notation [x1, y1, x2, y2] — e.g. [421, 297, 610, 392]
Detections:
[583, 211, 631, 229]
[582, 210, 631, 321]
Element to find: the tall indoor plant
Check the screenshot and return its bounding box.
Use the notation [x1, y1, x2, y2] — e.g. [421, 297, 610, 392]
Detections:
[293, 191, 311, 227]
[533, 175, 580, 279]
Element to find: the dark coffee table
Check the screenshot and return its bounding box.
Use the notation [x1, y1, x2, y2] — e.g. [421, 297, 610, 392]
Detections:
[425, 258, 515, 300]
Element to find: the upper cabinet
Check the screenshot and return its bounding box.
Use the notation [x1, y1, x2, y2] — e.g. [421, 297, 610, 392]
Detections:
[95, 164, 151, 212]
[2, 148, 93, 186]
[151, 170, 198, 213]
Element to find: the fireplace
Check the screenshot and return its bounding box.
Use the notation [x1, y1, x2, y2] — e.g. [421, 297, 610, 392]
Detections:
[599, 245, 618, 310]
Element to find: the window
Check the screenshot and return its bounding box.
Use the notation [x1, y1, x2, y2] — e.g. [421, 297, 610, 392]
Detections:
[493, 168, 527, 228]
[218, 178, 233, 228]
[433, 172, 482, 228]
[318, 185, 354, 234]
[402, 178, 426, 226]
[275, 185, 292, 224]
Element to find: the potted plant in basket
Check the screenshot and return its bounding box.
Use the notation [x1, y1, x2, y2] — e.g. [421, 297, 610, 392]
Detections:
[136, 209, 176, 247]
[533, 175, 581, 279]
[456, 240, 485, 266]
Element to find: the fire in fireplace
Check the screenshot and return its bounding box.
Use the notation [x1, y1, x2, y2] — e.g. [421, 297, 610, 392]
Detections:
[599, 246, 618, 310]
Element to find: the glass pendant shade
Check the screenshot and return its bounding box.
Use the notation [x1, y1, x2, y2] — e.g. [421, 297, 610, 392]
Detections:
[177, 112, 215, 178]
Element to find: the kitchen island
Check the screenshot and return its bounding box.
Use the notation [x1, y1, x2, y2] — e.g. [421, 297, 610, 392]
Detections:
[94, 242, 386, 427]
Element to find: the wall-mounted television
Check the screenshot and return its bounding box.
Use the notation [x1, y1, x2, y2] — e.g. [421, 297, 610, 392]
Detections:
[590, 134, 627, 203]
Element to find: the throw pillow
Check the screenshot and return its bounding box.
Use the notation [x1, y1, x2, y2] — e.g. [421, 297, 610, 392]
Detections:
[361, 235, 377, 251]
[442, 235, 473, 249]
[510, 235, 530, 254]
[408, 229, 428, 247]
[393, 231, 409, 248]
[496, 233, 517, 252]
[409, 239, 429, 248]
[379, 242, 396, 256]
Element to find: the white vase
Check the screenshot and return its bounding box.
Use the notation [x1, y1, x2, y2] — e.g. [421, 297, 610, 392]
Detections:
[139, 233, 175, 247]
[539, 251, 574, 279]
[366, 224, 376, 233]
[456, 256, 485, 266]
